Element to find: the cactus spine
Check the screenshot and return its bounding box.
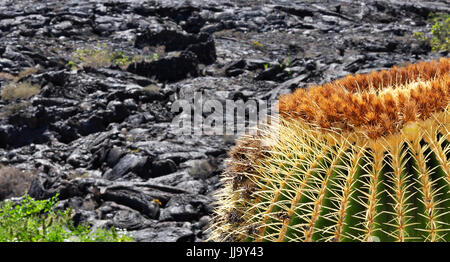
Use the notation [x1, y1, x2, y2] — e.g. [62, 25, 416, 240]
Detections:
[209, 58, 450, 242]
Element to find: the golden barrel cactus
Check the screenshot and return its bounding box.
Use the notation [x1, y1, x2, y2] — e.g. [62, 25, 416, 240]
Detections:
[209, 57, 450, 242]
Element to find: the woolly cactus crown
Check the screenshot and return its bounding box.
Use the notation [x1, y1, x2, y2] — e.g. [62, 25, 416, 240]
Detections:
[209, 57, 450, 242]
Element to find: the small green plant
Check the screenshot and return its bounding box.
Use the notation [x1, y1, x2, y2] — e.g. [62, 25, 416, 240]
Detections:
[415, 12, 449, 52]
[68, 45, 134, 69]
[109, 51, 133, 67]
[66, 60, 77, 70]
[0, 194, 132, 242]
[252, 40, 264, 50]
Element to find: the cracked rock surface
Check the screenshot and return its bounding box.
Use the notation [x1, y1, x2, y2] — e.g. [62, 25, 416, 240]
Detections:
[0, 0, 448, 241]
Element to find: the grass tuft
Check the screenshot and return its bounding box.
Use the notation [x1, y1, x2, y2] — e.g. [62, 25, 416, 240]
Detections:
[1, 82, 41, 101]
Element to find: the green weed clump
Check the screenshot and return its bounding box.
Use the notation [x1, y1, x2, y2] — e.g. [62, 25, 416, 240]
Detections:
[252, 40, 264, 51]
[414, 12, 449, 52]
[0, 194, 133, 242]
[67, 44, 134, 69]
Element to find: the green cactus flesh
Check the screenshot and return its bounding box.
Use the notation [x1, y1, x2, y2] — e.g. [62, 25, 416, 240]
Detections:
[210, 116, 449, 242]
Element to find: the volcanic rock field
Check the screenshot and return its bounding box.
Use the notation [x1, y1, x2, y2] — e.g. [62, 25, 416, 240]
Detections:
[0, 0, 448, 241]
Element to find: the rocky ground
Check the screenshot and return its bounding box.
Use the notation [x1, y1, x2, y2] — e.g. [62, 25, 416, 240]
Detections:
[0, 0, 448, 242]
